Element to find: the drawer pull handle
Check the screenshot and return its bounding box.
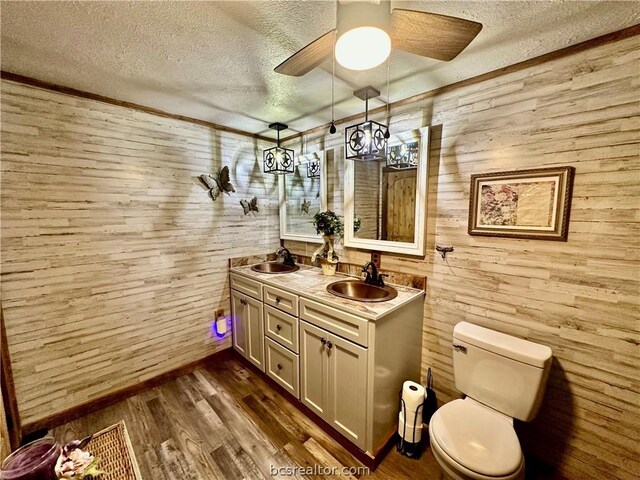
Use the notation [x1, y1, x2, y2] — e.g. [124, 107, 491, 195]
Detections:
[275, 296, 282, 304]
[276, 363, 282, 370]
[320, 337, 327, 346]
[326, 340, 333, 350]
[453, 343, 467, 353]
[276, 324, 282, 332]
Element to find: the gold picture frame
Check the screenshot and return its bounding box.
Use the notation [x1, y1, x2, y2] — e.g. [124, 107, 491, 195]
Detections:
[468, 166, 575, 241]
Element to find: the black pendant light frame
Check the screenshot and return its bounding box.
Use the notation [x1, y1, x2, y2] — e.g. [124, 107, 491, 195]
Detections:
[387, 141, 419, 170]
[307, 159, 321, 178]
[345, 86, 389, 162]
[264, 122, 294, 175]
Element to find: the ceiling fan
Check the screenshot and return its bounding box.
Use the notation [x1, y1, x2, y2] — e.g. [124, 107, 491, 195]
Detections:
[274, 0, 483, 76]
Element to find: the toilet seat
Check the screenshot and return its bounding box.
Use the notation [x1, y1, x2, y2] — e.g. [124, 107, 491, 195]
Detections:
[430, 399, 523, 478]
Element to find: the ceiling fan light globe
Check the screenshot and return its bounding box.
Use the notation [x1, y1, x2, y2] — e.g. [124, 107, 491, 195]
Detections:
[335, 27, 391, 71]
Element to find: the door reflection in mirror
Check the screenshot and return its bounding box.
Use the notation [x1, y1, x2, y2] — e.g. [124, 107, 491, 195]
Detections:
[353, 162, 417, 242]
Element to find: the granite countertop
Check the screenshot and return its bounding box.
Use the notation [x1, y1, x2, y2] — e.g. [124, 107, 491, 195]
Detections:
[230, 263, 425, 321]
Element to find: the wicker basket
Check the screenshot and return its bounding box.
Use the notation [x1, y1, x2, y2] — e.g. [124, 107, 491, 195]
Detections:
[85, 421, 142, 480]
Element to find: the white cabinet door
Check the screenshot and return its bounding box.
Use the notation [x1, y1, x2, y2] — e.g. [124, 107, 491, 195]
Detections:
[299, 320, 330, 420]
[245, 295, 265, 372]
[231, 290, 247, 357]
[328, 333, 368, 450]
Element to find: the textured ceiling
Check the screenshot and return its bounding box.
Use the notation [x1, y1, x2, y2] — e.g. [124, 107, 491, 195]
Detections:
[1, 1, 638, 138]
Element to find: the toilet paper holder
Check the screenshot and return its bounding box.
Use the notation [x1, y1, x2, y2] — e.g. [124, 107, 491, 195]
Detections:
[396, 390, 424, 459]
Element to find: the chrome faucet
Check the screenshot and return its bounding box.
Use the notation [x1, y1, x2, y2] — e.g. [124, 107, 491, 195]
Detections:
[276, 247, 296, 267]
[362, 262, 388, 287]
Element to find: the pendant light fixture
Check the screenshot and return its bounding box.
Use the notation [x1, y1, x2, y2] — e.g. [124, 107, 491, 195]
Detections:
[335, 1, 391, 71]
[345, 86, 389, 162]
[263, 123, 294, 175]
[307, 159, 321, 178]
[387, 142, 419, 170]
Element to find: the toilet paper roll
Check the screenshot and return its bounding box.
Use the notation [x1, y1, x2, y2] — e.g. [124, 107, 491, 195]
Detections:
[398, 412, 422, 443]
[400, 381, 425, 426]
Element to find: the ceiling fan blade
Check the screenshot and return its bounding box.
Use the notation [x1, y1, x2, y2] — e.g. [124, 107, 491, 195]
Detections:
[274, 29, 335, 76]
[391, 9, 482, 62]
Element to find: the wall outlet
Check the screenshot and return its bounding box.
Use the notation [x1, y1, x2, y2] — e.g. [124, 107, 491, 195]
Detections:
[371, 251, 381, 269]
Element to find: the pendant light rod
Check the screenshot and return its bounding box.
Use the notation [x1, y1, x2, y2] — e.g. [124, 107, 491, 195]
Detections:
[365, 92, 369, 122]
[268, 122, 288, 146]
[353, 86, 380, 122]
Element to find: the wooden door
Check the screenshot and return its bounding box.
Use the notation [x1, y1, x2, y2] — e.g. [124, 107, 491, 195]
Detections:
[245, 295, 264, 372]
[328, 333, 368, 449]
[231, 290, 247, 357]
[382, 169, 417, 242]
[299, 321, 330, 420]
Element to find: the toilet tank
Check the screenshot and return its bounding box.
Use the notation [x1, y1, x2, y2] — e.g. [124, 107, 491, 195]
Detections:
[452, 322, 552, 422]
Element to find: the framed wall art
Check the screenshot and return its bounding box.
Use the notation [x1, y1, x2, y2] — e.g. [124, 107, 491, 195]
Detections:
[468, 166, 575, 241]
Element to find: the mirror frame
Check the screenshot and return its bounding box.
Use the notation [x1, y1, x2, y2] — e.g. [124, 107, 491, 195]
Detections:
[343, 126, 429, 256]
[279, 150, 327, 243]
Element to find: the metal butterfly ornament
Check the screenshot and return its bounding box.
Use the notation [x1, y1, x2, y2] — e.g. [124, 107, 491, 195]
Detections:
[198, 166, 235, 201]
[240, 197, 259, 215]
[301, 199, 311, 215]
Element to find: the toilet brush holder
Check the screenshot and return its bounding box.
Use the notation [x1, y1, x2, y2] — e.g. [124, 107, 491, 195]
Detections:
[396, 391, 425, 459]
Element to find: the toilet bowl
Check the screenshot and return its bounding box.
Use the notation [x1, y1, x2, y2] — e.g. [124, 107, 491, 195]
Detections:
[428, 322, 552, 480]
[428, 399, 524, 480]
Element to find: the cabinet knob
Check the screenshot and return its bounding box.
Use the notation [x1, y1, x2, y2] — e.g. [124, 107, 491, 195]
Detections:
[326, 340, 333, 350]
[320, 337, 327, 346]
[275, 296, 282, 304]
[276, 363, 282, 370]
[276, 324, 282, 332]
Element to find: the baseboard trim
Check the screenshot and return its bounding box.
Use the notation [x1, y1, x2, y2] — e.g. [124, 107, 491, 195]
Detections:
[21, 347, 235, 437]
[230, 350, 394, 471]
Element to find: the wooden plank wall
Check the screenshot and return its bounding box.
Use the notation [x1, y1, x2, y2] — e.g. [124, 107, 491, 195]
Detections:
[0, 80, 280, 427]
[284, 34, 640, 479]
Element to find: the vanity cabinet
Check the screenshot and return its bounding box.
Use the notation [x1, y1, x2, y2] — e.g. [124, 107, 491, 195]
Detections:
[229, 267, 424, 459]
[230, 289, 264, 372]
[300, 320, 368, 449]
[265, 337, 299, 397]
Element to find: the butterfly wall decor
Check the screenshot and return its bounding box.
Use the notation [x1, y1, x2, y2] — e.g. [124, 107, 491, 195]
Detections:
[198, 166, 235, 201]
[300, 199, 311, 215]
[240, 197, 259, 215]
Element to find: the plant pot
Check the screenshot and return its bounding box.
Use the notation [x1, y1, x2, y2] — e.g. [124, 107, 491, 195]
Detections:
[311, 235, 337, 265]
[320, 258, 338, 276]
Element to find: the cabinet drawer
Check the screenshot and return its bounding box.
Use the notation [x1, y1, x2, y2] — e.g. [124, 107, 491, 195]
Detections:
[299, 298, 369, 347]
[230, 273, 262, 301]
[264, 305, 299, 353]
[263, 285, 298, 317]
[265, 337, 299, 398]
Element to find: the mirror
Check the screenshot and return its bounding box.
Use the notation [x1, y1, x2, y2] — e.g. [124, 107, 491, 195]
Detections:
[279, 150, 327, 243]
[344, 127, 429, 256]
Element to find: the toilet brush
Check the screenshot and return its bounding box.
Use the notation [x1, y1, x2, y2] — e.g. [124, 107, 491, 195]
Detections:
[423, 368, 438, 424]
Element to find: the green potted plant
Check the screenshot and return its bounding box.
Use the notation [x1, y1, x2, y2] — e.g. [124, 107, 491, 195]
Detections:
[311, 210, 344, 275]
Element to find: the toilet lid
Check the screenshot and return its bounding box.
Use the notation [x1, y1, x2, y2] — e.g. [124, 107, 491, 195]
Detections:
[431, 399, 522, 477]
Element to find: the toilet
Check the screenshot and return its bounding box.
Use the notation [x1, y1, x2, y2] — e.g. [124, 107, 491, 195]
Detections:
[428, 322, 552, 480]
